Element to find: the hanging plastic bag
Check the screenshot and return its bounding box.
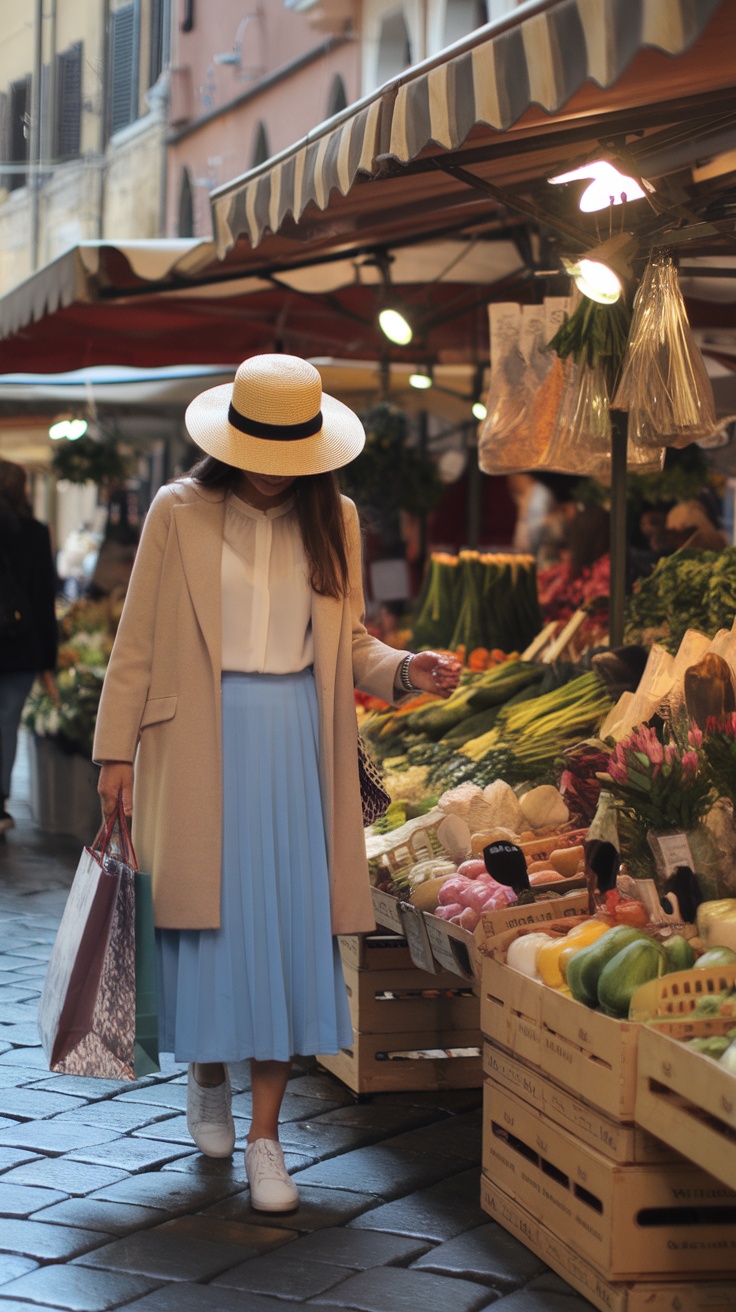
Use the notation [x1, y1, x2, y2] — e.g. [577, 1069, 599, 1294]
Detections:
[478, 302, 565, 474]
[542, 357, 611, 480]
[612, 250, 718, 449]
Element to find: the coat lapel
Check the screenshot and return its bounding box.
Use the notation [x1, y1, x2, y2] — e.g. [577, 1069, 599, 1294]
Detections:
[172, 493, 225, 677]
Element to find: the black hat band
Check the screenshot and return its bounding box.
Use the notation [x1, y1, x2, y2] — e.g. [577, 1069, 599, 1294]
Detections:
[228, 401, 323, 441]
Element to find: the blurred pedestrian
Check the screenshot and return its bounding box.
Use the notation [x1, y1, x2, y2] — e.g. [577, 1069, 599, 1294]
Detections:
[94, 355, 460, 1212]
[0, 460, 58, 833]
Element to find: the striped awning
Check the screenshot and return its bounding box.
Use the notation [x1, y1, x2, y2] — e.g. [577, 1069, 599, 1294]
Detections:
[211, 0, 724, 255]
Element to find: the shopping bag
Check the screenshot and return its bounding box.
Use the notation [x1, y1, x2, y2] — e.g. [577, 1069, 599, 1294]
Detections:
[133, 869, 160, 1076]
[38, 800, 159, 1080]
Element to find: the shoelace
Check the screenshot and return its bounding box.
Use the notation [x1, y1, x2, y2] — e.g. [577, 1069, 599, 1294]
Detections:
[250, 1141, 288, 1181]
[193, 1081, 230, 1123]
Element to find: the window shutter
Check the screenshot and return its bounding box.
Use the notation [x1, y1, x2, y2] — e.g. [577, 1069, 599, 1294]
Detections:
[0, 92, 8, 190]
[9, 77, 29, 190]
[149, 0, 164, 86]
[110, 5, 135, 135]
[181, 0, 194, 34]
[55, 42, 82, 160]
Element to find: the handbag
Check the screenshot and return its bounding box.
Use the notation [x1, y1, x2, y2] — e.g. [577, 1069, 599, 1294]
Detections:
[37, 798, 159, 1080]
[357, 734, 391, 827]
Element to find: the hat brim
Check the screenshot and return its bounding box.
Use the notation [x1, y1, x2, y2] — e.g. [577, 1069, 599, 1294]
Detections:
[185, 383, 365, 477]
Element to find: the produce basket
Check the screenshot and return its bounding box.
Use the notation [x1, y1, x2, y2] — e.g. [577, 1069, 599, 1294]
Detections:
[629, 964, 736, 1022]
[633, 965, 736, 1190]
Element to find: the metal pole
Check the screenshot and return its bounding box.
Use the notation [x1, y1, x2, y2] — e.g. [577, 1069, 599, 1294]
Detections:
[609, 409, 628, 649]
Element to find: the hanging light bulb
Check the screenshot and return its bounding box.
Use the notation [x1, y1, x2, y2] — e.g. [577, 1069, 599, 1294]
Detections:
[409, 367, 432, 390]
[571, 259, 623, 305]
[379, 307, 413, 346]
[563, 233, 639, 305]
[472, 401, 487, 421]
[49, 417, 88, 441]
[548, 159, 650, 213]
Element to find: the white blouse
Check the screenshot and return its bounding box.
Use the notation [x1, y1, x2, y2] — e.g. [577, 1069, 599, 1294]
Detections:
[221, 493, 314, 673]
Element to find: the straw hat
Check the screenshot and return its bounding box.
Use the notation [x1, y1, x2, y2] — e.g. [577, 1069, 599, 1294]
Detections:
[185, 354, 365, 476]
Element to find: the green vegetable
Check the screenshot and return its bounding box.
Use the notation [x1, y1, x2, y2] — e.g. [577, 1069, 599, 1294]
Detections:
[597, 939, 664, 1018]
[693, 992, 728, 1017]
[719, 1039, 736, 1074]
[687, 1036, 732, 1060]
[566, 925, 647, 1008]
[694, 946, 736, 970]
[661, 936, 696, 974]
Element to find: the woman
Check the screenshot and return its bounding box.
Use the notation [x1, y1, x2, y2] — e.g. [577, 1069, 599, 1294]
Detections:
[94, 355, 460, 1213]
[0, 460, 58, 833]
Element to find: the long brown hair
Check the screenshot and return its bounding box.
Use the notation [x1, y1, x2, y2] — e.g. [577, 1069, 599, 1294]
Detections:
[186, 456, 350, 599]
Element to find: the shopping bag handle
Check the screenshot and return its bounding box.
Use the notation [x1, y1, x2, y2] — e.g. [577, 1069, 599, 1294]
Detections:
[90, 793, 139, 872]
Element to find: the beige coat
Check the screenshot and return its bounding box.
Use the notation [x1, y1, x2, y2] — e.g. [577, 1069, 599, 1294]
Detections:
[92, 479, 407, 934]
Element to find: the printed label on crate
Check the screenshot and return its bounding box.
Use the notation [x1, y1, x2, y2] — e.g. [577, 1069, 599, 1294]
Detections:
[371, 887, 404, 933]
[399, 904, 436, 974]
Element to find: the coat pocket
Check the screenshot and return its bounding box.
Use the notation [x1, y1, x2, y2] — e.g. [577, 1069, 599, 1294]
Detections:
[140, 695, 177, 729]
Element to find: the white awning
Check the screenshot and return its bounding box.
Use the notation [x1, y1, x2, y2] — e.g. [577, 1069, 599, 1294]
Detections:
[211, 0, 724, 253]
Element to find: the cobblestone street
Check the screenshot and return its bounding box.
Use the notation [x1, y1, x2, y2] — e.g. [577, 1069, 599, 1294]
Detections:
[0, 735, 594, 1312]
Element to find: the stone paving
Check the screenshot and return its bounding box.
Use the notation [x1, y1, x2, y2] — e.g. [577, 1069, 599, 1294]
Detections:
[0, 735, 596, 1312]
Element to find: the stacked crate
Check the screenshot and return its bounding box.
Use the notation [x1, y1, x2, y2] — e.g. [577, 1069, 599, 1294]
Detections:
[317, 931, 481, 1094]
[479, 930, 736, 1312]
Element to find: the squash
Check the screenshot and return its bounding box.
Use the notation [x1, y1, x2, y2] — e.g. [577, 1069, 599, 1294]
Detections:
[409, 876, 453, 912]
[548, 845, 585, 879]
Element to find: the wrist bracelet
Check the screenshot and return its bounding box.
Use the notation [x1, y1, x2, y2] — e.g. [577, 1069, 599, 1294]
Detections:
[399, 654, 417, 693]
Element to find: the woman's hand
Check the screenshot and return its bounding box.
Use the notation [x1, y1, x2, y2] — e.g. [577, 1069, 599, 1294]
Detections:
[407, 651, 462, 699]
[98, 762, 134, 822]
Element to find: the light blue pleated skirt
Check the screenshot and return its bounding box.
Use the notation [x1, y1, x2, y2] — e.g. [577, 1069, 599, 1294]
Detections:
[155, 669, 354, 1063]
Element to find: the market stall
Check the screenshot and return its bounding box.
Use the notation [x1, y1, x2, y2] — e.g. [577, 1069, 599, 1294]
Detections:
[209, 3, 736, 1301]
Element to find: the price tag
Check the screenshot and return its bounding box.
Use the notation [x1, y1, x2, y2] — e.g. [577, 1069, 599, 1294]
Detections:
[371, 887, 404, 933]
[399, 904, 437, 974]
[483, 841, 530, 893]
[648, 831, 694, 879]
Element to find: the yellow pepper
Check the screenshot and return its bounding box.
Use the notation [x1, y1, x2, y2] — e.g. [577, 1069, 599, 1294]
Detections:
[558, 920, 611, 982]
[538, 920, 611, 990]
[536, 937, 572, 990]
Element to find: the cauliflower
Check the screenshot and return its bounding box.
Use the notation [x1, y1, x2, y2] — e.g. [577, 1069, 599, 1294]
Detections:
[438, 782, 484, 818]
[481, 780, 525, 834]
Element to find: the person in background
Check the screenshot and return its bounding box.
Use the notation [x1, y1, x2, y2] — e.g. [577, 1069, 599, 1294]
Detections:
[0, 460, 58, 834]
[665, 499, 729, 553]
[93, 355, 460, 1213]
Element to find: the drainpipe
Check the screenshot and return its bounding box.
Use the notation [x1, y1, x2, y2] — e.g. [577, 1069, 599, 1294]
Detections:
[99, 0, 110, 237]
[29, 0, 43, 270]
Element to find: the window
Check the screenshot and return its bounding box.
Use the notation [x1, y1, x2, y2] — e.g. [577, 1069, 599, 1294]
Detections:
[178, 166, 194, 236]
[109, 3, 138, 135]
[55, 42, 83, 160]
[181, 0, 194, 32]
[443, 0, 487, 45]
[327, 74, 348, 118]
[376, 11, 412, 86]
[150, 0, 165, 87]
[8, 76, 30, 191]
[251, 121, 270, 168]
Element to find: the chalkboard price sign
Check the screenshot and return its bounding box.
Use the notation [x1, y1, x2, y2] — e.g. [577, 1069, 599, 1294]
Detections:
[482, 841, 530, 892]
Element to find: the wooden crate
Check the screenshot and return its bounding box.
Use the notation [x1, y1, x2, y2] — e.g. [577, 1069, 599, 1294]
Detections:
[341, 960, 477, 1034]
[318, 1030, 482, 1095]
[636, 1022, 736, 1192]
[481, 928, 641, 1120]
[422, 888, 589, 980]
[481, 1175, 736, 1312]
[483, 1043, 675, 1165]
[337, 931, 413, 972]
[483, 1077, 736, 1279]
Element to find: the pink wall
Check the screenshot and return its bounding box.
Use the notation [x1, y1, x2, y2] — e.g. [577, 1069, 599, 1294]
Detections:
[166, 0, 360, 238]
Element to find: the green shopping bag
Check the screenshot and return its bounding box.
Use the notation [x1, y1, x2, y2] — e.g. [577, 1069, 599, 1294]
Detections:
[134, 870, 160, 1077]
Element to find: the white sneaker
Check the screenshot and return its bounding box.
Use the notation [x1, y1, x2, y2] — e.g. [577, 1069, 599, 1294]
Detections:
[245, 1138, 299, 1212]
[186, 1064, 235, 1157]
